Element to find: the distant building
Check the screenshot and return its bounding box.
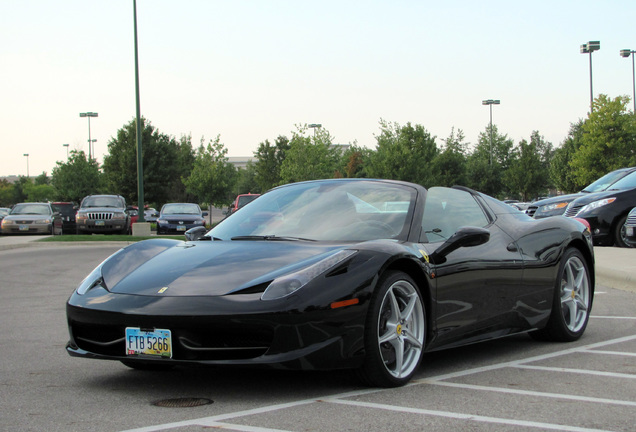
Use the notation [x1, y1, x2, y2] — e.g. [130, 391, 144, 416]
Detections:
[227, 157, 256, 169]
[0, 175, 23, 184]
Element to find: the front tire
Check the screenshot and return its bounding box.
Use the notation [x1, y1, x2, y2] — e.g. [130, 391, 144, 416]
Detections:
[357, 271, 426, 387]
[531, 248, 592, 342]
[614, 215, 633, 248]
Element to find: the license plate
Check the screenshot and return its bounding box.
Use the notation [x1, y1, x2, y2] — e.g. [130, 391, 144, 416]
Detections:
[95, 220, 105, 226]
[125, 328, 172, 358]
[19, 225, 29, 231]
[627, 227, 634, 236]
[177, 225, 186, 231]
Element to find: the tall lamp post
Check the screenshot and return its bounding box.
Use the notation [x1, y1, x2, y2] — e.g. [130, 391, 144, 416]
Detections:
[63, 143, 70, 158]
[308, 123, 322, 138]
[88, 139, 97, 159]
[23, 153, 29, 177]
[79, 112, 98, 160]
[482, 99, 500, 165]
[580, 41, 600, 112]
[620, 49, 636, 112]
[133, 0, 145, 223]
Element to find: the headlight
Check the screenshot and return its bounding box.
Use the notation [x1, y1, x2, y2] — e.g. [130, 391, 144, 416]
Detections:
[2, 219, 14, 225]
[538, 202, 568, 213]
[576, 198, 616, 215]
[112, 212, 126, 220]
[76, 264, 104, 295]
[76, 213, 87, 221]
[261, 250, 357, 300]
[157, 218, 167, 224]
[35, 219, 51, 224]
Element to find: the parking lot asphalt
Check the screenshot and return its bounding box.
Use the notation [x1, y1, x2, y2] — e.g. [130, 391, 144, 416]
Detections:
[0, 234, 634, 293]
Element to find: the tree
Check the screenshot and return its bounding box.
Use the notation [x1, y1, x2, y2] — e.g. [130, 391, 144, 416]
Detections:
[183, 136, 237, 207]
[102, 118, 180, 206]
[570, 94, 636, 185]
[504, 133, 548, 201]
[366, 120, 439, 186]
[432, 128, 468, 187]
[550, 121, 585, 193]
[253, 135, 290, 190]
[0, 179, 15, 206]
[163, 134, 196, 204]
[466, 124, 514, 197]
[279, 126, 341, 184]
[51, 150, 102, 203]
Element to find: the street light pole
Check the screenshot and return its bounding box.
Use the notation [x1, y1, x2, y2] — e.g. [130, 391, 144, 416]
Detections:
[308, 123, 322, 138]
[79, 112, 98, 159]
[133, 0, 145, 222]
[23, 153, 29, 177]
[481, 99, 500, 165]
[580, 41, 600, 112]
[620, 49, 636, 112]
[88, 139, 97, 159]
[63, 143, 70, 158]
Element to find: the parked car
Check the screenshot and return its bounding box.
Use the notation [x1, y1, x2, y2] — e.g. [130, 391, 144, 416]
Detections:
[51, 202, 77, 234]
[76, 195, 130, 235]
[0, 202, 62, 235]
[526, 167, 636, 218]
[66, 179, 594, 388]
[144, 208, 158, 223]
[564, 170, 636, 247]
[623, 207, 636, 247]
[228, 193, 260, 214]
[156, 203, 208, 234]
[0, 207, 10, 222]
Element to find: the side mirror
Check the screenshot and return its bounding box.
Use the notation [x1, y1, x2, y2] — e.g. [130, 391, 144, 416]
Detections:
[202, 211, 209, 216]
[429, 226, 490, 264]
[184, 226, 207, 241]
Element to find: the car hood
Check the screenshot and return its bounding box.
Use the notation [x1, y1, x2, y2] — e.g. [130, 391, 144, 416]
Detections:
[78, 207, 125, 213]
[569, 190, 625, 206]
[159, 213, 203, 220]
[531, 192, 584, 207]
[101, 238, 348, 297]
[4, 214, 51, 221]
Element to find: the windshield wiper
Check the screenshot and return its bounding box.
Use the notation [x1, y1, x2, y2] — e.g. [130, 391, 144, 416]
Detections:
[230, 235, 316, 242]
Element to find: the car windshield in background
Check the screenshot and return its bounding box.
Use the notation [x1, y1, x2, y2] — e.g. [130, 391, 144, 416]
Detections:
[162, 204, 200, 215]
[606, 171, 636, 191]
[82, 197, 123, 208]
[208, 180, 416, 242]
[582, 169, 633, 193]
[11, 204, 50, 215]
[238, 195, 259, 207]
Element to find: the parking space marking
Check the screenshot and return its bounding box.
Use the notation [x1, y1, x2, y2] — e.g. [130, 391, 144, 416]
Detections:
[122, 334, 636, 432]
[324, 398, 615, 432]
[419, 380, 636, 407]
[514, 364, 636, 379]
[591, 315, 636, 320]
[584, 350, 636, 357]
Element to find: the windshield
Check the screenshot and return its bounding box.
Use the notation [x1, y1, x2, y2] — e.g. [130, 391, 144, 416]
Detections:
[605, 170, 636, 191]
[161, 204, 201, 215]
[11, 203, 51, 215]
[583, 169, 633, 192]
[209, 180, 416, 242]
[82, 196, 123, 208]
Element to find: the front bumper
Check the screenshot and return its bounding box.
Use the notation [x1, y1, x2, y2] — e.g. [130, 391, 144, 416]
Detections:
[1, 222, 51, 234]
[77, 220, 128, 233]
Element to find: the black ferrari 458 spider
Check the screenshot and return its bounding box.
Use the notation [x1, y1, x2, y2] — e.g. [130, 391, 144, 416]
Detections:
[66, 179, 595, 387]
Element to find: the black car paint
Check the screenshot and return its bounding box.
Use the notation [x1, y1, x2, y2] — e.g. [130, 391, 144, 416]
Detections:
[66, 179, 594, 373]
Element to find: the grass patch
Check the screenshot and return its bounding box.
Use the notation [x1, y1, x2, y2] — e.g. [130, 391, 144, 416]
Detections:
[38, 234, 184, 242]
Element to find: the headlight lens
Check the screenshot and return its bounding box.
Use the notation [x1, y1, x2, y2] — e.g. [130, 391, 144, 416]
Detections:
[76, 264, 104, 295]
[261, 250, 357, 300]
[577, 197, 616, 215]
[539, 202, 568, 213]
[35, 219, 51, 224]
[112, 212, 126, 220]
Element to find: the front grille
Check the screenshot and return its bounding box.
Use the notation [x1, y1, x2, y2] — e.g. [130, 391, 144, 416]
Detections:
[87, 212, 113, 220]
[564, 205, 583, 217]
[70, 321, 273, 361]
[627, 213, 636, 225]
[15, 220, 34, 224]
[525, 206, 537, 217]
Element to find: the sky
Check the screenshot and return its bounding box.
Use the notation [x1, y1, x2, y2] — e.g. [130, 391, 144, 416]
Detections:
[1, 0, 635, 177]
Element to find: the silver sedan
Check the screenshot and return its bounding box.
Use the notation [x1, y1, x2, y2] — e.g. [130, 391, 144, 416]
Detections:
[0, 203, 63, 235]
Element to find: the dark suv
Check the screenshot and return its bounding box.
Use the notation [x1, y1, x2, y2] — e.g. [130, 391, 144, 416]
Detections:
[51, 202, 77, 234]
[76, 195, 130, 234]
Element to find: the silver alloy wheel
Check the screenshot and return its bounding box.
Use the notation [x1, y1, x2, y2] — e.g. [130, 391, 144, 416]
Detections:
[377, 279, 425, 379]
[559, 255, 590, 333]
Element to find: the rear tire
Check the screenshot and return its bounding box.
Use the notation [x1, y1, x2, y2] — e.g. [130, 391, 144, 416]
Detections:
[357, 271, 425, 387]
[530, 248, 592, 342]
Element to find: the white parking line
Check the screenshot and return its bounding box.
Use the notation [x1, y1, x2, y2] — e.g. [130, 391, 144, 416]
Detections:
[584, 350, 636, 357]
[514, 364, 636, 380]
[121, 334, 636, 432]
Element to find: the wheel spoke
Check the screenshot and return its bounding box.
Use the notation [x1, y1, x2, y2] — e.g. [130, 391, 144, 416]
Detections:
[402, 328, 423, 349]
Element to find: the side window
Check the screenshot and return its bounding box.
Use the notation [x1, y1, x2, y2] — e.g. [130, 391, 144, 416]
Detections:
[421, 187, 489, 242]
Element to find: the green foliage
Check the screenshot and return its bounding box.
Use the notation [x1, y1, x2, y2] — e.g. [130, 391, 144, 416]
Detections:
[0, 179, 14, 206]
[279, 125, 341, 184]
[550, 121, 584, 193]
[570, 95, 636, 185]
[366, 120, 439, 187]
[432, 128, 468, 187]
[51, 150, 102, 203]
[102, 118, 182, 205]
[253, 136, 290, 191]
[183, 136, 237, 207]
[504, 132, 551, 201]
[466, 124, 514, 197]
